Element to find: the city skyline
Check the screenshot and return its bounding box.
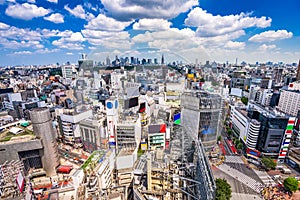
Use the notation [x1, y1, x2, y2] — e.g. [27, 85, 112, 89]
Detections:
[0, 0, 299, 66]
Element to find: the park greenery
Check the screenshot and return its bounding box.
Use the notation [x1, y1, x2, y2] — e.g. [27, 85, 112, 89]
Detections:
[284, 177, 299, 192]
[215, 178, 232, 200]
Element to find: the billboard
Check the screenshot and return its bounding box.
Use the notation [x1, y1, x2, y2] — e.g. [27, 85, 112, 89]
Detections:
[174, 113, 181, 125]
[139, 102, 146, 113]
[148, 124, 166, 133]
[124, 97, 139, 109]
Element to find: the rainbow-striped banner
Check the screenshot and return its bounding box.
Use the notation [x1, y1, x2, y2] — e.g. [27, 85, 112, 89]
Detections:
[278, 117, 295, 160]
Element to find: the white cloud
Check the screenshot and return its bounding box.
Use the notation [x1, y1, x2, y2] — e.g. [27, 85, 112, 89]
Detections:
[84, 14, 131, 31]
[224, 41, 245, 49]
[82, 29, 133, 49]
[101, 0, 198, 21]
[133, 19, 172, 31]
[27, 0, 35, 3]
[249, 30, 293, 42]
[13, 50, 32, 55]
[5, 3, 51, 20]
[64, 4, 94, 20]
[35, 48, 59, 54]
[44, 13, 64, 23]
[0, 22, 10, 30]
[66, 52, 73, 55]
[52, 32, 85, 50]
[0, 26, 41, 41]
[258, 44, 276, 51]
[47, 0, 58, 3]
[66, 32, 85, 42]
[0, 38, 43, 49]
[52, 39, 84, 50]
[133, 28, 197, 51]
[185, 7, 271, 37]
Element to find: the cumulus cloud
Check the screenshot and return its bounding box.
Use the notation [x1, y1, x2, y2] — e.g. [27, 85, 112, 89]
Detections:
[52, 32, 85, 50]
[47, 0, 58, 3]
[35, 48, 59, 54]
[44, 13, 64, 23]
[224, 41, 245, 49]
[13, 50, 32, 55]
[0, 38, 43, 49]
[249, 30, 293, 42]
[132, 28, 197, 51]
[0, 26, 41, 41]
[0, 22, 10, 30]
[82, 29, 133, 49]
[101, 0, 198, 21]
[5, 3, 51, 20]
[185, 7, 271, 37]
[258, 44, 276, 51]
[133, 19, 172, 31]
[84, 14, 132, 31]
[64, 4, 94, 20]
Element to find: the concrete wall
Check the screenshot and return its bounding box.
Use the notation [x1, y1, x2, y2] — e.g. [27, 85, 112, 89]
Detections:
[0, 139, 43, 164]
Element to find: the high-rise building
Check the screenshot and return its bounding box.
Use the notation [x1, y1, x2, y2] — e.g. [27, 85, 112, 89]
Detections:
[247, 103, 289, 157]
[161, 54, 164, 65]
[277, 89, 300, 117]
[296, 59, 300, 81]
[30, 108, 59, 176]
[181, 91, 223, 151]
[106, 56, 111, 66]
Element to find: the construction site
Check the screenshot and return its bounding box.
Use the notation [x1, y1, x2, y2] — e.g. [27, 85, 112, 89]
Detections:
[133, 125, 216, 200]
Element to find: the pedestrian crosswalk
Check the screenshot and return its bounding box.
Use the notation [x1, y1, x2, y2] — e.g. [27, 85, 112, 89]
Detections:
[224, 155, 244, 164]
[217, 163, 264, 193]
[253, 169, 277, 186]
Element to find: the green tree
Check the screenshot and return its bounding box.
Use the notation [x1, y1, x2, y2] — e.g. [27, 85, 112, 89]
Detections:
[237, 142, 243, 150]
[216, 178, 232, 200]
[241, 97, 248, 105]
[284, 177, 299, 192]
[261, 157, 277, 170]
[234, 139, 240, 147]
[227, 129, 233, 137]
[217, 136, 222, 142]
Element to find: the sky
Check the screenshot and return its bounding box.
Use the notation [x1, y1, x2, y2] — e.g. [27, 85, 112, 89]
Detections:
[0, 0, 299, 66]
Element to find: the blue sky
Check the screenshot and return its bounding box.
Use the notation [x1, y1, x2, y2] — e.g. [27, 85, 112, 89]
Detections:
[0, 0, 299, 66]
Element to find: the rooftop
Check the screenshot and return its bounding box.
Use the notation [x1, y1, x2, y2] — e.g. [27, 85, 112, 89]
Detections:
[0, 125, 35, 143]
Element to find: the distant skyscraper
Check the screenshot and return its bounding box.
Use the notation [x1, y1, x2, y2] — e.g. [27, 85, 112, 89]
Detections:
[106, 56, 111, 66]
[161, 54, 164, 65]
[296, 59, 300, 81]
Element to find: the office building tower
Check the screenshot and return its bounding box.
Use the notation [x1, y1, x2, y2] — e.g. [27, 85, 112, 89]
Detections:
[181, 91, 223, 151]
[30, 108, 59, 176]
[247, 103, 289, 157]
[106, 56, 111, 66]
[277, 89, 300, 117]
[80, 117, 107, 152]
[58, 109, 93, 144]
[161, 54, 164, 65]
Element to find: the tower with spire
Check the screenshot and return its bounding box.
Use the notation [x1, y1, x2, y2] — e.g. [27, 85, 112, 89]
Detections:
[161, 54, 164, 65]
